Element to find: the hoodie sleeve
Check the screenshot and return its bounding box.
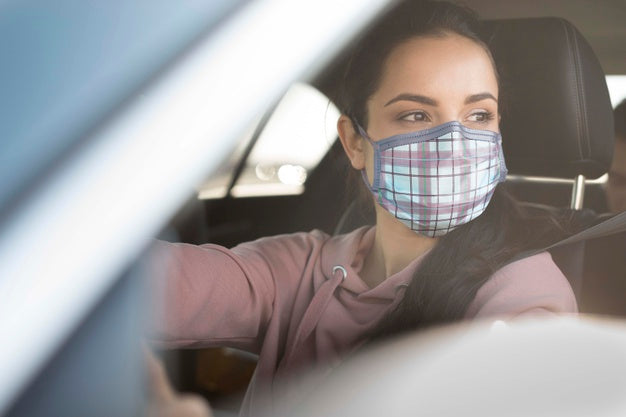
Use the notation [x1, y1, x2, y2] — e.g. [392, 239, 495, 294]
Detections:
[145, 231, 328, 353]
[464, 252, 578, 320]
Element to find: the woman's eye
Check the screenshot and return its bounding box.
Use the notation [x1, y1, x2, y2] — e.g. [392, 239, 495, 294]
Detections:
[467, 111, 494, 123]
[400, 111, 429, 122]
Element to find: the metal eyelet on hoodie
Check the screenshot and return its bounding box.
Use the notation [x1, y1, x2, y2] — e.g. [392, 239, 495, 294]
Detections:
[332, 265, 347, 281]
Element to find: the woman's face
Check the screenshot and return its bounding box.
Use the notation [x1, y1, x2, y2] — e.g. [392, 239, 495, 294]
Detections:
[339, 32, 500, 175]
[366, 32, 500, 138]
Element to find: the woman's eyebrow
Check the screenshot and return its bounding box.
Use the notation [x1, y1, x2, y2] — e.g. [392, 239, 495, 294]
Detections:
[384, 93, 497, 107]
[465, 92, 497, 104]
[384, 94, 438, 107]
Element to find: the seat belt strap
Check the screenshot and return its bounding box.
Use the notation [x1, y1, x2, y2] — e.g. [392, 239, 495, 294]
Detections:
[545, 210, 626, 248]
[512, 210, 626, 262]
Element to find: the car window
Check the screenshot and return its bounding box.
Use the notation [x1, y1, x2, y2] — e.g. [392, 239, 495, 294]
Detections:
[606, 75, 626, 107]
[197, 83, 340, 199]
[195, 115, 263, 200]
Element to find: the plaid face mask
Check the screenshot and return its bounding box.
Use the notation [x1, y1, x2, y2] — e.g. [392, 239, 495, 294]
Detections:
[358, 121, 507, 237]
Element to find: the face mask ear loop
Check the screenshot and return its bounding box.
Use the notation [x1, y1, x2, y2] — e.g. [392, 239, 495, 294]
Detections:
[355, 124, 380, 192]
[356, 124, 374, 145]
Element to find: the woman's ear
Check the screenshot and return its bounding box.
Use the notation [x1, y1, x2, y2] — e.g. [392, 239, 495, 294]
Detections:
[337, 115, 366, 170]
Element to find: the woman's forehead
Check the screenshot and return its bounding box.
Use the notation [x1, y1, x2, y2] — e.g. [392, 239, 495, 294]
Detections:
[374, 33, 499, 102]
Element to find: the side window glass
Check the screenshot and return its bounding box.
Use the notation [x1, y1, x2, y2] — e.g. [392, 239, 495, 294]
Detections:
[197, 82, 340, 199]
[196, 117, 261, 199]
[606, 75, 626, 107]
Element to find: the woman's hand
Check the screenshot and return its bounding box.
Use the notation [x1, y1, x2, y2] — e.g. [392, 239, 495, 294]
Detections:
[144, 348, 213, 417]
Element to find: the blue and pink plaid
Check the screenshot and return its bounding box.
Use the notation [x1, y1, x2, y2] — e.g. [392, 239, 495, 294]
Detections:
[359, 121, 507, 237]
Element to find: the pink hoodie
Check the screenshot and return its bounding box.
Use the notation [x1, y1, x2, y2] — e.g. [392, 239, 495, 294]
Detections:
[147, 226, 577, 416]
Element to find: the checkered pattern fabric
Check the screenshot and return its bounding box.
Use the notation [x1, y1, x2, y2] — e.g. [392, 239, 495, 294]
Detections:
[359, 121, 507, 237]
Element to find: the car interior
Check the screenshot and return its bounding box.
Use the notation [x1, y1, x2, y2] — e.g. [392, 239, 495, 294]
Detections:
[4, 1, 625, 416]
[153, 1, 626, 413]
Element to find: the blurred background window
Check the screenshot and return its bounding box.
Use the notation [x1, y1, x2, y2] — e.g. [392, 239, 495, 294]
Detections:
[607, 75, 626, 107]
[197, 83, 340, 199]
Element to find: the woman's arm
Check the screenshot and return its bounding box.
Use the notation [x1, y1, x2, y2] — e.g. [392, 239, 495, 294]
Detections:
[145, 240, 276, 352]
[145, 231, 328, 353]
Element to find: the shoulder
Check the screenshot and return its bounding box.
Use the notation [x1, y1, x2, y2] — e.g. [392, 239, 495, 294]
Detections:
[230, 229, 332, 261]
[465, 252, 578, 319]
[232, 227, 372, 264]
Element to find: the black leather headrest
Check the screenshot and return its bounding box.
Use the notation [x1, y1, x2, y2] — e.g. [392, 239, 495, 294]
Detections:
[482, 18, 614, 179]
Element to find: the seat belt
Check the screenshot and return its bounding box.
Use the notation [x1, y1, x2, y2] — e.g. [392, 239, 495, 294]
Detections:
[514, 210, 626, 260]
[510, 210, 626, 299]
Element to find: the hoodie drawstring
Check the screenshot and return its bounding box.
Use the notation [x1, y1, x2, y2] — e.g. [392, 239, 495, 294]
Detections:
[281, 266, 347, 367]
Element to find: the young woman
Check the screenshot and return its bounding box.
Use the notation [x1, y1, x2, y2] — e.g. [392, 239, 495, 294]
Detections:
[147, 1, 577, 415]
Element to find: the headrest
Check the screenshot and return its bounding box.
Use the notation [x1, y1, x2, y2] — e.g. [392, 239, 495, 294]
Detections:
[482, 18, 614, 179]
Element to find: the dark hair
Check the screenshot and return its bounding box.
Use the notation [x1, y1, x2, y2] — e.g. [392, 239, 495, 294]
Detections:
[335, 0, 576, 340]
[616, 99, 626, 141]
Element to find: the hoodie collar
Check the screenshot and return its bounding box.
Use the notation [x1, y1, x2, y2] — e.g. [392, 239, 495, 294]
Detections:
[281, 226, 432, 370]
[320, 226, 431, 300]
